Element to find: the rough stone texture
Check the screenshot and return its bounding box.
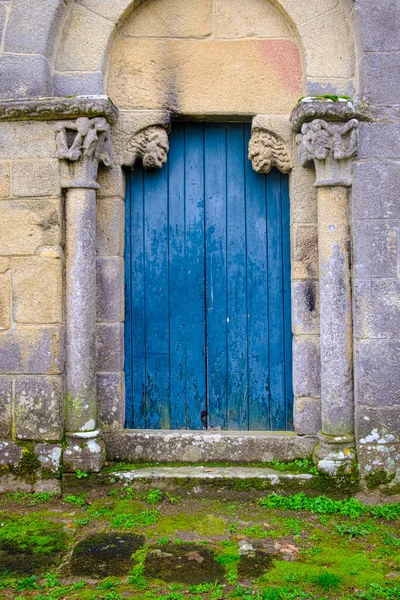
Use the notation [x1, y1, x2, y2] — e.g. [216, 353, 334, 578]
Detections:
[352, 161, 400, 219]
[361, 52, 400, 106]
[0, 441, 23, 468]
[292, 280, 320, 336]
[96, 324, 124, 372]
[104, 430, 317, 464]
[0, 326, 63, 375]
[358, 123, 400, 160]
[56, 4, 114, 72]
[0, 259, 9, 274]
[4, 0, 66, 57]
[53, 72, 104, 98]
[214, 0, 290, 39]
[0, 161, 11, 198]
[97, 258, 124, 323]
[355, 340, 400, 407]
[356, 406, 400, 476]
[297, 7, 355, 80]
[0, 378, 13, 438]
[352, 221, 398, 278]
[354, 279, 400, 340]
[0, 199, 61, 256]
[108, 38, 302, 115]
[0, 56, 51, 100]
[12, 258, 63, 324]
[293, 397, 322, 437]
[292, 336, 321, 399]
[11, 159, 60, 197]
[124, 0, 213, 38]
[0, 273, 10, 331]
[291, 225, 318, 279]
[98, 373, 125, 429]
[0, 122, 55, 159]
[355, 0, 400, 52]
[97, 165, 125, 198]
[15, 375, 63, 441]
[289, 167, 318, 224]
[96, 197, 124, 257]
[34, 442, 62, 474]
[64, 433, 106, 473]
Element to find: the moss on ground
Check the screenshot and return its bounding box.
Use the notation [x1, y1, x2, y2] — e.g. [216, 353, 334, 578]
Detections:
[0, 489, 398, 598]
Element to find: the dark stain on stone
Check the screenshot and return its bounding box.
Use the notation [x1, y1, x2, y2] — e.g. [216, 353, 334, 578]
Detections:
[304, 280, 316, 313]
[238, 550, 274, 580]
[0, 550, 44, 575]
[144, 543, 225, 585]
[70, 533, 145, 579]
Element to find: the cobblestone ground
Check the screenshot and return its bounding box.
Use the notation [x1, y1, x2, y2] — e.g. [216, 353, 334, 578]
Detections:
[0, 486, 399, 600]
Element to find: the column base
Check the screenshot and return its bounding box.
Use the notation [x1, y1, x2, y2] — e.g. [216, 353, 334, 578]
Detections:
[63, 430, 105, 473]
[313, 432, 356, 476]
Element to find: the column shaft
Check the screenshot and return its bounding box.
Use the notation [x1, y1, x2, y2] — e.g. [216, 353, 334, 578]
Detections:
[65, 188, 97, 433]
[317, 186, 354, 438]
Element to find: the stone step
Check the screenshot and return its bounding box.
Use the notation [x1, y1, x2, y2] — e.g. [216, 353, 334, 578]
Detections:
[62, 465, 321, 500]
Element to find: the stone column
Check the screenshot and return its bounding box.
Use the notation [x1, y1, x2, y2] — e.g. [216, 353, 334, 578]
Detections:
[296, 116, 359, 474]
[57, 117, 113, 472]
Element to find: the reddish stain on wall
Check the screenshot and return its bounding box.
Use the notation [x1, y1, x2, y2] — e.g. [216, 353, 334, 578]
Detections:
[256, 39, 303, 95]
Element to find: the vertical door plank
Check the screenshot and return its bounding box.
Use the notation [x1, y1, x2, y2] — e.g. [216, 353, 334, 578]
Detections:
[226, 124, 248, 430]
[129, 167, 147, 429]
[124, 174, 133, 428]
[184, 124, 207, 430]
[281, 174, 294, 431]
[205, 123, 228, 430]
[245, 127, 271, 431]
[144, 166, 170, 429]
[266, 169, 286, 430]
[168, 124, 186, 429]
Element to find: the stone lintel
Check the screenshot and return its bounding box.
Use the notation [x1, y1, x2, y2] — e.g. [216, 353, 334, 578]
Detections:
[0, 95, 119, 124]
[291, 98, 369, 133]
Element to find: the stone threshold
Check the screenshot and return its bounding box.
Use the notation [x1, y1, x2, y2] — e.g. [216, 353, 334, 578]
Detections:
[111, 465, 314, 484]
[103, 429, 318, 463]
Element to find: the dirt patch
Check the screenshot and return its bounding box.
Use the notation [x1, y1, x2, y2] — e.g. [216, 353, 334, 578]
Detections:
[69, 532, 145, 578]
[144, 542, 225, 585]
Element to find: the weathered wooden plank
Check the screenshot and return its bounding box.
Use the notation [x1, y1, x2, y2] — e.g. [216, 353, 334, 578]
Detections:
[205, 123, 228, 430]
[168, 124, 186, 430]
[245, 128, 271, 431]
[143, 166, 170, 429]
[281, 174, 294, 431]
[226, 124, 248, 430]
[184, 124, 207, 430]
[266, 168, 286, 430]
[129, 167, 147, 429]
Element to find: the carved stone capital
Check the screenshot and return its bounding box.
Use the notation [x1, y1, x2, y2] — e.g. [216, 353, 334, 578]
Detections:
[56, 117, 113, 189]
[126, 125, 169, 170]
[248, 116, 292, 175]
[296, 119, 359, 187]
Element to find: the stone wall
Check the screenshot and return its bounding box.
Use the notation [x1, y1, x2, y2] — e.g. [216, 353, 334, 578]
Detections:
[350, 1, 400, 480]
[0, 119, 64, 486]
[0, 0, 397, 489]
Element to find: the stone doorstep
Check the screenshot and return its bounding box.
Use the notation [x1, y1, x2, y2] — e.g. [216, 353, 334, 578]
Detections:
[103, 429, 318, 464]
[111, 466, 314, 484]
[61, 465, 317, 500]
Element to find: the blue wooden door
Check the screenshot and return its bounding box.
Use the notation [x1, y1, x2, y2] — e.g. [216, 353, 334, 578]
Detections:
[124, 123, 293, 431]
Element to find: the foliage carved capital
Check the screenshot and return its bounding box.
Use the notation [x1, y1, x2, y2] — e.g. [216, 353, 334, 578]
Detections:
[56, 117, 113, 189]
[296, 119, 359, 187]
